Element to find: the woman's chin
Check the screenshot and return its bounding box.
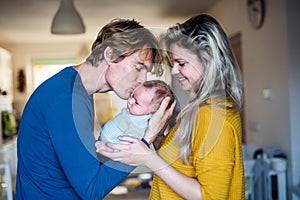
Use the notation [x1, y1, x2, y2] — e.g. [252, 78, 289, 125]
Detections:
[180, 83, 192, 91]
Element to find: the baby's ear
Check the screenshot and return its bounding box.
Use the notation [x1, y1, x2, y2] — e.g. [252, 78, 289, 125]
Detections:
[149, 103, 160, 114]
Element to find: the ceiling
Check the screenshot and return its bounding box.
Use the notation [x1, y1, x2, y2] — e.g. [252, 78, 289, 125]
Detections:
[0, 0, 219, 44]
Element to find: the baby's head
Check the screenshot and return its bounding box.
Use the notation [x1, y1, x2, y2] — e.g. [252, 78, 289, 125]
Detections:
[127, 80, 175, 115]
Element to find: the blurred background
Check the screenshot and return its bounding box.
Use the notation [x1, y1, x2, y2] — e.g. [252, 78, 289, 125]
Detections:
[0, 0, 299, 199]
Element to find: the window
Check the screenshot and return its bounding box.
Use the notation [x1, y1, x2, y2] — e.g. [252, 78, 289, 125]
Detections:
[32, 59, 76, 89]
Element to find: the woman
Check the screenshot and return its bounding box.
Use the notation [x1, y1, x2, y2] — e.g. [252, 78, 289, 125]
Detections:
[97, 14, 244, 199]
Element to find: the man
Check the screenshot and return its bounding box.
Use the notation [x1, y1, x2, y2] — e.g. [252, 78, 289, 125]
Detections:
[15, 18, 172, 199]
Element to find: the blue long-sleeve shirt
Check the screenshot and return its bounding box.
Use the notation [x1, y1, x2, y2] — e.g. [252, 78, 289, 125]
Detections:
[15, 67, 132, 199]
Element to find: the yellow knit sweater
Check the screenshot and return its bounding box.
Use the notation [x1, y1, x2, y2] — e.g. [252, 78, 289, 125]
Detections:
[150, 103, 245, 200]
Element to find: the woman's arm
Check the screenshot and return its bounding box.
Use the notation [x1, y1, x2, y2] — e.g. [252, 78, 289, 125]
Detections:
[97, 136, 202, 199]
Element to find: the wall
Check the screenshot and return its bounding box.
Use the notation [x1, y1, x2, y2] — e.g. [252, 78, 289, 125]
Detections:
[207, 0, 299, 196]
[287, 0, 300, 187]
[1, 42, 90, 116]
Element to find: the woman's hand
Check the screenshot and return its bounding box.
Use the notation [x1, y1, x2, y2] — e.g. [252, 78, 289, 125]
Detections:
[95, 140, 114, 153]
[95, 97, 176, 168]
[144, 97, 176, 144]
[96, 136, 155, 166]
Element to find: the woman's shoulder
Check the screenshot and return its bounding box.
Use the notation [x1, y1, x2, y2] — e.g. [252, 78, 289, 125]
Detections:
[193, 99, 241, 136]
[197, 98, 238, 116]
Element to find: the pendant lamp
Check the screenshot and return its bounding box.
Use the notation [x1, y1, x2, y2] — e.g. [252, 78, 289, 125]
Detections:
[51, 0, 85, 34]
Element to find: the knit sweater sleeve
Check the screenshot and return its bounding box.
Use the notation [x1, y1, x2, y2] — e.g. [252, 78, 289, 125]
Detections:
[192, 106, 244, 200]
[44, 82, 133, 199]
[150, 103, 244, 200]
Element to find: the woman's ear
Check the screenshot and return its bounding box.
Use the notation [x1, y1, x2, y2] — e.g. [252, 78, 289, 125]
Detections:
[104, 46, 114, 63]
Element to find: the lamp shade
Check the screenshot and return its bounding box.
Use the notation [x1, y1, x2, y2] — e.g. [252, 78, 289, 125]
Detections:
[51, 0, 85, 34]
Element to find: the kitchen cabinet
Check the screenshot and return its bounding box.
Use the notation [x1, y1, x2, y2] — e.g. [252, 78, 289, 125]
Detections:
[0, 137, 16, 200]
[0, 95, 14, 145]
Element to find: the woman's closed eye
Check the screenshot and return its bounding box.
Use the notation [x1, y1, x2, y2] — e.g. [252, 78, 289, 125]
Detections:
[172, 59, 187, 67]
[178, 61, 186, 67]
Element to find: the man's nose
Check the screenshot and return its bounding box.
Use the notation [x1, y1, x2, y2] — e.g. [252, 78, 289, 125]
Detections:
[137, 71, 147, 84]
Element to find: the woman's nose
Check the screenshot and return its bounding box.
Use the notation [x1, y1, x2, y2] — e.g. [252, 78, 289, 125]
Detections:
[171, 65, 180, 75]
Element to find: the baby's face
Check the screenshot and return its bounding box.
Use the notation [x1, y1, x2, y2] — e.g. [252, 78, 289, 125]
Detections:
[127, 86, 156, 115]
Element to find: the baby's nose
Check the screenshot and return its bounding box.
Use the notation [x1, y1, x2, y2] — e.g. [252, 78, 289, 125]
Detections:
[128, 97, 135, 105]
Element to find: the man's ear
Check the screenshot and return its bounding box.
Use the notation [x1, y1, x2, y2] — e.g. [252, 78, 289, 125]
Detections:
[104, 46, 114, 63]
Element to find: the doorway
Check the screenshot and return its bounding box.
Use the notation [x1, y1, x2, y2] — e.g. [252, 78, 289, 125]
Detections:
[230, 32, 246, 143]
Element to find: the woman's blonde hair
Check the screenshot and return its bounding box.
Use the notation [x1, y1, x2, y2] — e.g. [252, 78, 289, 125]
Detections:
[163, 14, 243, 164]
